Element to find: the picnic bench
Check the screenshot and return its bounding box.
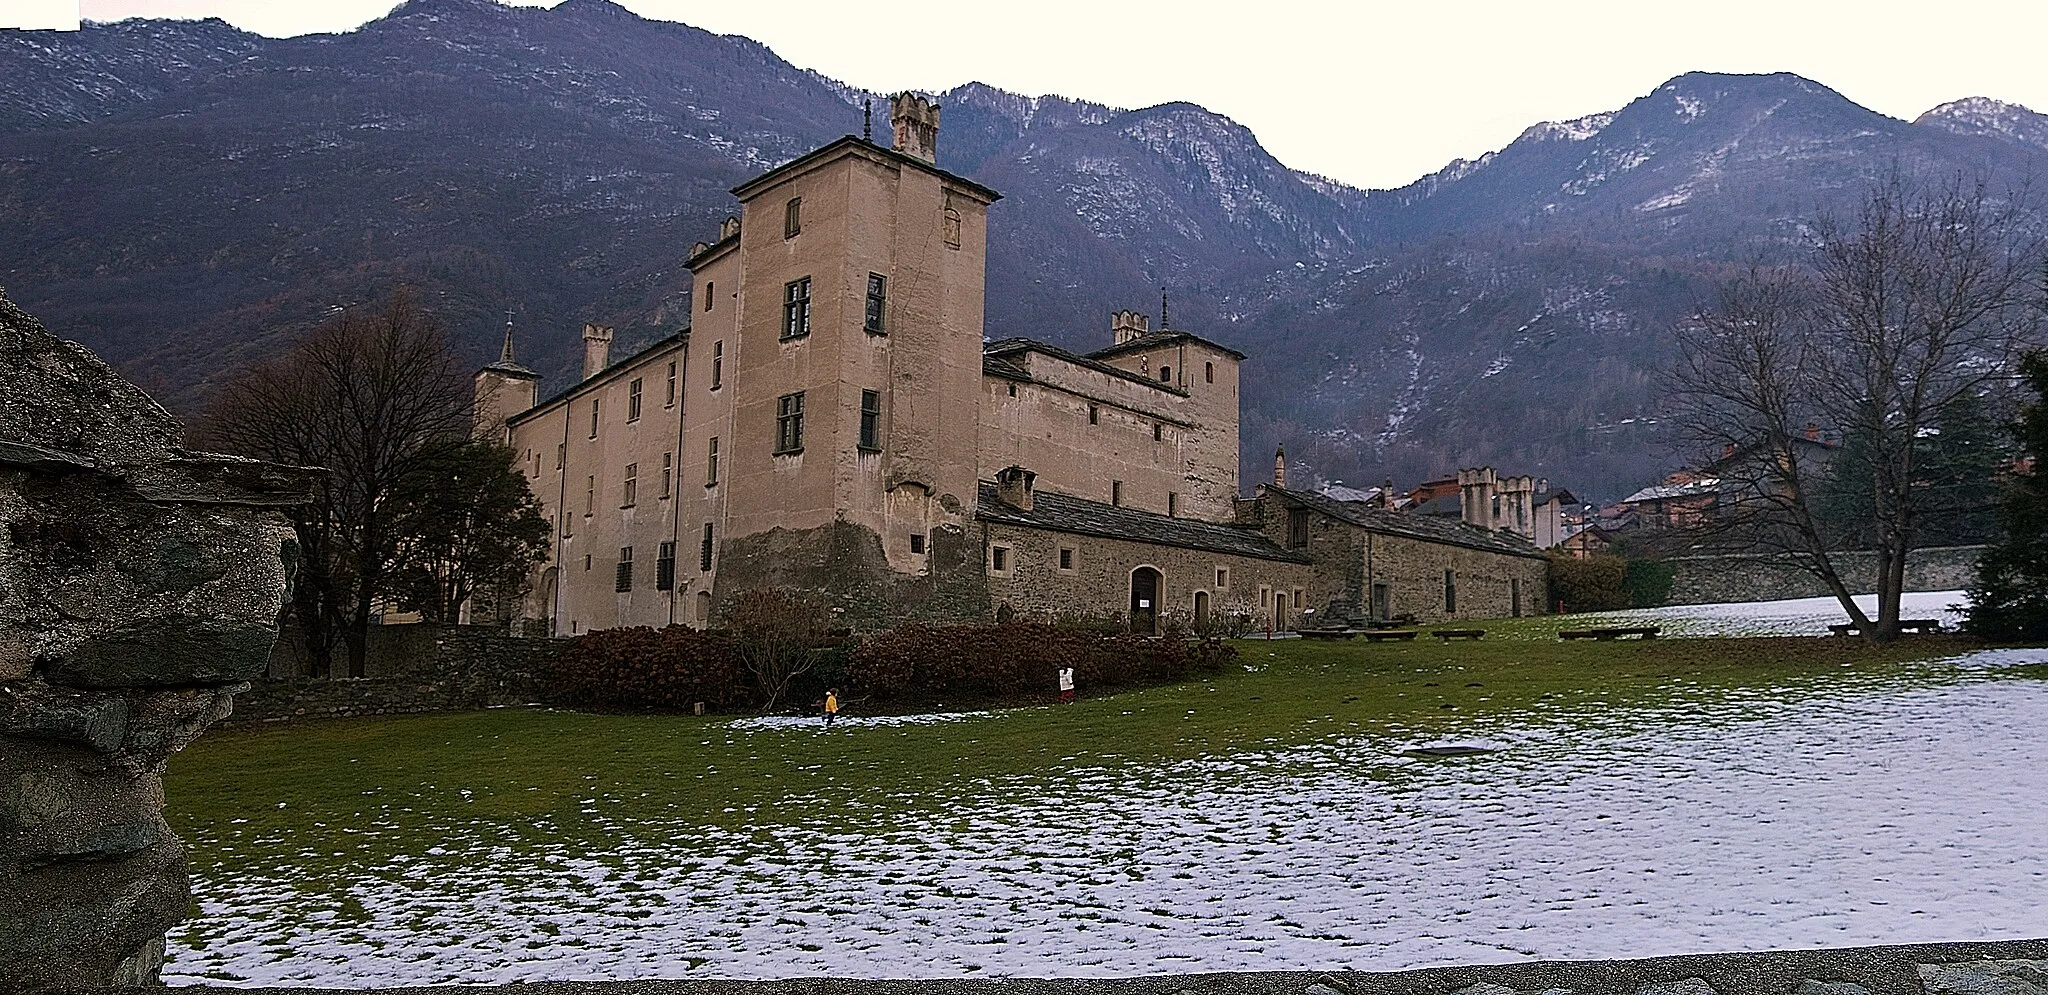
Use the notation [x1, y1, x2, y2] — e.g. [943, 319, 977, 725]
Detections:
[1362, 629, 1419, 642]
[1367, 613, 1419, 630]
[1828, 618, 1944, 637]
[1298, 628, 1358, 641]
[1431, 629, 1485, 642]
[1558, 626, 1660, 641]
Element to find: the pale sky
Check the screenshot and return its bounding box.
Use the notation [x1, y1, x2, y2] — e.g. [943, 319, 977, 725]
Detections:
[9, 0, 2048, 189]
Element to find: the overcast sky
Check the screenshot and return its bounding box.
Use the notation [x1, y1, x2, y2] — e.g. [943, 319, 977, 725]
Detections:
[10, 0, 2048, 189]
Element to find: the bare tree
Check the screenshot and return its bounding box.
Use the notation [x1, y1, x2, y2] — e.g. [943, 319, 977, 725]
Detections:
[195, 289, 470, 675]
[724, 588, 830, 713]
[1670, 172, 2045, 640]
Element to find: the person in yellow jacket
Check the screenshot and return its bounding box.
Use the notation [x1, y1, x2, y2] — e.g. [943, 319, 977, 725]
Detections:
[824, 688, 840, 729]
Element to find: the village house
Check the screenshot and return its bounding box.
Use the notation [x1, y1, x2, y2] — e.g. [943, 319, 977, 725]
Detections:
[475, 94, 1545, 635]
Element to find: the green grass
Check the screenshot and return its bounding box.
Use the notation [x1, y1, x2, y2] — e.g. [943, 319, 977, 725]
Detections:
[167, 630, 2011, 881]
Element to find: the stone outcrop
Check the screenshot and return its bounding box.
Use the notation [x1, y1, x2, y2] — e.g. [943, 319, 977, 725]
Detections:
[0, 289, 314, 990]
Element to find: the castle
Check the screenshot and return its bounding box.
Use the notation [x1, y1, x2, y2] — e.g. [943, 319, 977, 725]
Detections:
[476, 95, 1546, 635]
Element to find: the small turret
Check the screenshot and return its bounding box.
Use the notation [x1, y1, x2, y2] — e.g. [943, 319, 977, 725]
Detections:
[581, 323, 613, 381]
[474, 312, 540, 442]
[890, 92, 940, 164]
[1111, 309, 1150, 346]
[1274, 445, 1287, 489]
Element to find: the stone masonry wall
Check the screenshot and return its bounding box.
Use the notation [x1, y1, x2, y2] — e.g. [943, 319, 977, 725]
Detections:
[982, 522, 1314, 629]
[223, 624, 562, 726]
[0, 289, 314, 991]
[1668, 545, 1986, 605]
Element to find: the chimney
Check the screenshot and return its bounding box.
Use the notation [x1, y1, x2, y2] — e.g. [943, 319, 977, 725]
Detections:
[1110, 309, 1150, 346]
[889, 92, 940, 164]
[1273, 445, 1287, 489]
[994, 465, 1036, 511]
[581, 323, 613, 380]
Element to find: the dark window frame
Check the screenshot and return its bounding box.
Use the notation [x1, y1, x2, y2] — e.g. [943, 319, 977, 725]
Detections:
[782, 277, 812, 340]
[710, 340, 723, 390]
[706, 436, 720, 486]
[656, 541, 676, 591]
[1287, 507, 1310, 548]
[622, 463, 637, 508]
[775, 392, 806, 454]
[627, 378, 643, 421]
[858, 389, 882, 451]
[615, 547, 634, 592]
[784, 197, 802, 239]
[700, 523, 715, 571]
[864, 273, 887, 334]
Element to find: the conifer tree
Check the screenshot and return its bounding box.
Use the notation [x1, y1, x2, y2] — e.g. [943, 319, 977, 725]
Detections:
[1965, 351, 2048, 640]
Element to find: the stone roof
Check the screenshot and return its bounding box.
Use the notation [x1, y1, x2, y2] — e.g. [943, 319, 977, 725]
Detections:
[977, 483, 1310, 564]
[983, 337, 1189, 396]
[1087, 329, 1247, 362]
[1263, 486, 1547, 559]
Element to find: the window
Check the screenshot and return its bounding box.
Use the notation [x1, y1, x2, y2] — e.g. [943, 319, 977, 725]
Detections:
[711, 341, 723, 389]
[1058, 547, 1074, 571]
[589, 398, 600, 438]
[1444, 569, 1457, 613]
[1159, 365, 1171, 382]
[1287, 507, 1310, 547]
[628, 378, 643, 421]
[858, 389, 881, 450]
[775, 392, 805, 453]
[1088, 405, 1099, 425]
[1205, 361, 1215, 384]
[991, 546, 1010, 573]
[584, 553, 593, 571]
[656, 541, 676, 591]
[1167, 492, 1178, 517]
[660, 453, 672, 498]
[865, 273, 887, 334]
[784, 197, 802, 238]
[909, 533, 926, 555]
[1007, 384, 1016, 397]
[1153, 423, 1163, 441]
[615, 547, 634, 592]
[782, 277, 811, 339]
[706, 436, 720, 485]
[1111, 480, 1123, 506]
[700, 523, 715, 571]
[703, 282, 714, 311]
[584, 475, 595, 517]
[555, 442, 565, 469]
[1215, 567, 1229, 589]
[665, 362, 677, 407]
[622, 463, 638, 507]
[943, 207, 962, 248]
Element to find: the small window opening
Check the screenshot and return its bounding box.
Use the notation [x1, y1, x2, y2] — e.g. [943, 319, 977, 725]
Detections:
[991, 546, 1010, 572]
[1112, 480, 1123, 507]
[784, 197, 802, 238]
[909, 533, 927, 555]
[865, 273, 887, 334]
[858, 390, 882, 450]
[1059, 548, 1074, 570]
[1159, 365, 1171, 382]
[627, 378, 643, 421]
[615, 547, 634, 592]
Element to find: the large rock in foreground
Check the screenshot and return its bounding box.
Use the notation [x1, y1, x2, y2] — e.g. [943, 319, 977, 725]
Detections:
[0, 289, 314, 989]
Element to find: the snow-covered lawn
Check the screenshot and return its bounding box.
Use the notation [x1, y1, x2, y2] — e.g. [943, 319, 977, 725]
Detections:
[166, 644, 2048, 987]
[1551, 589, 1972, 638]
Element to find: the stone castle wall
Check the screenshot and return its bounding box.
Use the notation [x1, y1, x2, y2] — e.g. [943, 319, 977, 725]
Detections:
[1668, 545, 1985, 605]
[225, 624, 562, 726]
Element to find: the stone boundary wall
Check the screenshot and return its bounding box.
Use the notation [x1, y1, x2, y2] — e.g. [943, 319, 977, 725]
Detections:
[221, 624, 561, 726]
[174, 937, 2048, 995]
[1667, 545, 1986, 605]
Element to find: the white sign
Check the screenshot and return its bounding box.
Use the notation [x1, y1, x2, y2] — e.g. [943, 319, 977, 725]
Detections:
[1137, 599, 1151, 608]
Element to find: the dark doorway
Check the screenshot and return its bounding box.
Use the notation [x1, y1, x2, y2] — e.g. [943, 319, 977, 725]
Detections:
[1130, 567, 1161, 634]
[1193, 590, 1211, 634]
[1371, 582, 1391, 621]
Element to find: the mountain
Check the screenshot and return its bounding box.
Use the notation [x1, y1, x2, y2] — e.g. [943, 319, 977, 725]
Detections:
[2, 4, 2045, 501]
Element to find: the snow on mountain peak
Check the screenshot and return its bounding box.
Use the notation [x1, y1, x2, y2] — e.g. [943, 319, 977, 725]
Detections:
[1915, 96, 2048, 151]
[1519, 111, 1615, 144]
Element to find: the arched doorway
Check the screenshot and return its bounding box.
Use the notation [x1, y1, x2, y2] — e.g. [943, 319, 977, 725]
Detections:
[1130, 567, 1162, 635]
[1193, 590, 1211, 635]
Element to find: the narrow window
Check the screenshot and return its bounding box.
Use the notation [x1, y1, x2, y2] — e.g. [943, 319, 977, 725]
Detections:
[584, 553, 593, 571]
[865, 273, 887, 334]
[665, 362, 677, 407]
[555, 442, 565, 469]
[627, 378, 643, 421]
[700, 523, 715, 571]
[657, 541, 676, 591]
[1287, 507, 1310, 547]
[991, 546, 1010, 572]
[909, 533, 926, 555]
[615, 547, 634, 592]
[1205, 361, 1215, 384]
[1215, 567, 1229, 588]
[943, 207, 962, 248]
[1159, 365, 1171, 382]
[1111, 480, 1123, 507]
[703, 281, 714, 311]
[1168, 492, 1178, 517]
[660, 453, 673, 498]
[1154, 423, 1163, 441]
[622, 463, 637, 507]
[711, 340, 723, 389]
[1444, 569, 1457, 613]
[1007, 383, 1016, 397]
[585, 475, 595, 517]
[1088, 405, 1099, 425]
[782, 277, 812, 339]
[775, 392, 805, 453]
[784, 197, 802, 238]
[1058, 548, 1074, 570]
[858, 389, 882, 450]
[1511, 576, 1522, 617]
[589, 398, 600, 439]
[706, 436, 720, 485]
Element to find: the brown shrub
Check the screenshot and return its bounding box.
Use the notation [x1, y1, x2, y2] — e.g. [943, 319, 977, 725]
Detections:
[544, 625, 749, 712]
[847, 622, 1236, 704]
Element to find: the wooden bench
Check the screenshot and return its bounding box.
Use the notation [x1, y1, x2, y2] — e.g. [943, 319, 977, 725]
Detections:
[1431, 629, 1485, 642]
[1559, 626, 1660, 641]
[1830, 618, 1944, 637]
[1298, 628, 1357, 641]
[1362, 630, 1419, 642]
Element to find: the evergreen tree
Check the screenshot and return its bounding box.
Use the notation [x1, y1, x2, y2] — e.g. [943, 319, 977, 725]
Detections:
[1965, 351, 2048, 640]
[388, 440, 552, 624]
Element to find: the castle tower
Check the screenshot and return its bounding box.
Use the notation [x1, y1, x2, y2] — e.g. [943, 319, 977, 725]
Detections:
[890, 92, 940, 163]
[473, 315, 540, 444]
